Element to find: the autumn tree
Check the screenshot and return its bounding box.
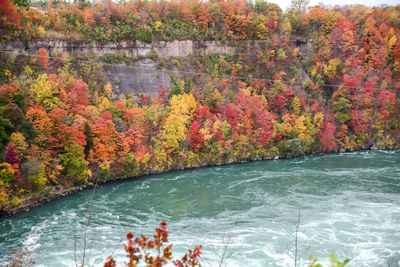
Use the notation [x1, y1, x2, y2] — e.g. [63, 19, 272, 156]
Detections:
[0, 162, 14, 208]
[59, 143, 91, 183]
[38, 48, 49, 71]
[0, 0, 22, 40]
[4, 145, 22, 186]
[29, 74, 66, 111]
[162, 94, 197, 153]
[10, 132, 29, 158]
[320, 121, 337, 152]
[88, 111, 118, 169]
[66, 79, 89, 115]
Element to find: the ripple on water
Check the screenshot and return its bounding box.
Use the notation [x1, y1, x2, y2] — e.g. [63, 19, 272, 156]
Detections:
[0, 151, 400, 266]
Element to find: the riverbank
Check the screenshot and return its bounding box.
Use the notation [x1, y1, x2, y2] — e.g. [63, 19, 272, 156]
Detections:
[1, 147, 397, 217]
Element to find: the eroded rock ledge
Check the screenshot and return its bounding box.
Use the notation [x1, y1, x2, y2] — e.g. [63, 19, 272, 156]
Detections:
[1, 39, 313, 97]
[1, 40, 238, 59]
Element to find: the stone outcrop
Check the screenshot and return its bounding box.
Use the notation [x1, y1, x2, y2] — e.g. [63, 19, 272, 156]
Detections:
[0, 39, 236, 59]
[1, 39, 313, 96]
[1, 40, 240, 96]
[104, 59, 172, 97]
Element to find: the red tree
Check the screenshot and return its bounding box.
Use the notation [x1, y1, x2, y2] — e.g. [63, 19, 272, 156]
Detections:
[66, 79, 89, 115]
[5, 145, 20, 168]
[320, 122, 337, 152]
[378, 89, 396, 123]
[5, 145, 23, 186]
[38, 48, 49, 71]
[189, 120, 204, 153]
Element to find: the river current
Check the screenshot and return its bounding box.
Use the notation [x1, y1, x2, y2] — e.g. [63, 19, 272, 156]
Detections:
[1, 151, 400, 266]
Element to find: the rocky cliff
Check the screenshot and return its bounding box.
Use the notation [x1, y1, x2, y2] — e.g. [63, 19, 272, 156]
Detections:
[1, 39, 311, 96]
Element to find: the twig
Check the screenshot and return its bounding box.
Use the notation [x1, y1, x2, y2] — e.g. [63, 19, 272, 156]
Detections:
[294, 208, 301, 267]
[211, 228, 242, 267]
[300, 242, 311, 258]
[81, 169, 100, 267]
[110, 236, 124, 258]
[74, 216, 78, 267]
[218, 232, 230, 267]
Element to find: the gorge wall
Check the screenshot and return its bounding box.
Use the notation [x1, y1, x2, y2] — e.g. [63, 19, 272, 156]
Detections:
[0, 39, 312, 96]
[0, 39, 247, 58]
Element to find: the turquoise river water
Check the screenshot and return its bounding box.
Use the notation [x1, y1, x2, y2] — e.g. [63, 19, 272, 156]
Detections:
[1, 151, 400, 266]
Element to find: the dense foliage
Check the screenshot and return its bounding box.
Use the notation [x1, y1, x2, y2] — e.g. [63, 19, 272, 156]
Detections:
[1, 0, 283, 41]
[0, 1, 399, 212]
[2, 0, 396, 43]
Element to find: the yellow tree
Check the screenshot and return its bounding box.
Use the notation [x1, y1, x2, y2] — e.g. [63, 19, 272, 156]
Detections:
[28, 74, 67, 111]
[9, 132, 28, 158]
[160, 94, 197, 167]
[0, 162, 14, 208]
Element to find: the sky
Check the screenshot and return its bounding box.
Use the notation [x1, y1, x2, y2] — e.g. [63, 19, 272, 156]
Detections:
[267, 0, 400, 11]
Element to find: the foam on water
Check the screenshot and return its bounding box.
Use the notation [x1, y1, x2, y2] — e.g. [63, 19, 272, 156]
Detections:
[0, 150, 399, 266]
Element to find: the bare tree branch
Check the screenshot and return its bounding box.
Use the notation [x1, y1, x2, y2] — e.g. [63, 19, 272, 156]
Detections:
[218, 234, 231, 267]
[74, 216, 78, 267]
[294, 208, 301, 267]
[81, 168, 100, 267]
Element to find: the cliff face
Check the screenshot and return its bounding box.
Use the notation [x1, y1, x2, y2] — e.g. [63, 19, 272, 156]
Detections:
[104, 59, 170, 97]
[0, 39, 311, 96]
[0, 40, 235, 58]
[1, 40, 236, 96]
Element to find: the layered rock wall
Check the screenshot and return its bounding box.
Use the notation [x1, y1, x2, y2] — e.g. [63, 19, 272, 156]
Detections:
[0, 40, 237, 58]
[1, 39, 311, 96]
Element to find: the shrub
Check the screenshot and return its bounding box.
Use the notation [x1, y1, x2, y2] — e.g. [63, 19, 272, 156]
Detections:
[104, 221, 202, 267]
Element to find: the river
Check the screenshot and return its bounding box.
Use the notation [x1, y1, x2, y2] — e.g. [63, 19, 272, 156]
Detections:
[1, 151, 399, 266]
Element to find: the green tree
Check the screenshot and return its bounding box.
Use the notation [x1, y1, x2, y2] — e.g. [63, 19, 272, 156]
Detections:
[0, 108, 12, 152]
[332, 86, 352, 124]
[83, 122, 93, 158]
[59, 143, 91, 183]
[12, 0, 30, 7]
